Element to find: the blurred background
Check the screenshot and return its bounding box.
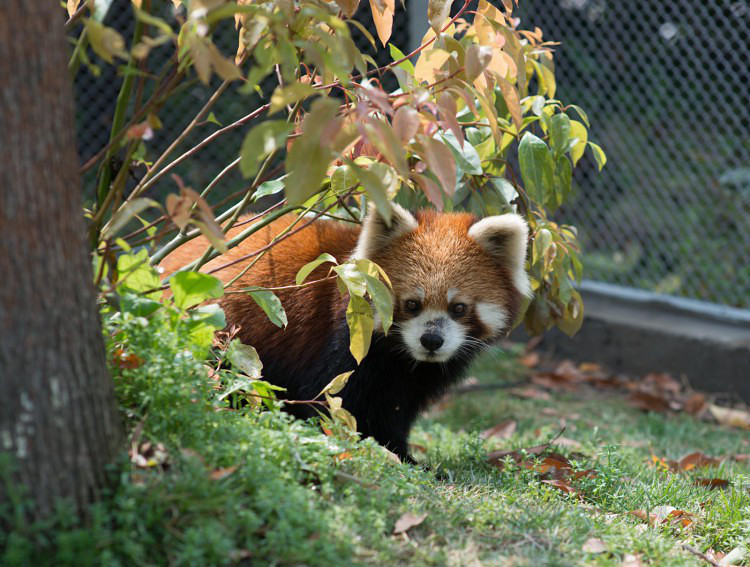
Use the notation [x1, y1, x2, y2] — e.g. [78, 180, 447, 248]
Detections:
[74, 0, 750, 311]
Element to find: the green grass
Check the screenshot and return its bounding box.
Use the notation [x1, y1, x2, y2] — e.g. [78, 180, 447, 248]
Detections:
[2, 309, 749, 566]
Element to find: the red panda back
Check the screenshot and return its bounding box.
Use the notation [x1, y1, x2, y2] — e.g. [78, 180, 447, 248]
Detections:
[160, 215, 360, 361]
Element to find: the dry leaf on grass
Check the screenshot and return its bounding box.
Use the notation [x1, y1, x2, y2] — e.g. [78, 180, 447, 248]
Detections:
[509, 386, 551, 401]
[542, 478, 576, 494]
[480, 419, 517, 440]
[709, 404, 750, 429]
[393, 512, 427, 534]
[582, 537, 607, 554]
[694, 478, 731, 490]
[630, 506, 696, 529]
[519, 351, 540, 367]
[664, 451, 723, 472]
[209, 465, 238, 480]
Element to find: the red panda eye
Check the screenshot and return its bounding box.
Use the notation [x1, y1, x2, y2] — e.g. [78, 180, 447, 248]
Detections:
[451, 303, 466, 315]
[405, 299, 421, 313]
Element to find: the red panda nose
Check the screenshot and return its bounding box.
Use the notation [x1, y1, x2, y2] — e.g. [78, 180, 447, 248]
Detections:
[420, 333, 444, 352]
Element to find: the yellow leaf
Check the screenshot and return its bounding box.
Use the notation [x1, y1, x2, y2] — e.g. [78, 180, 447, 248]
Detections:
[414, 47, 451, 85]
[569, 120, 588, 166]
[346, 295, 374, 363]
[427, 0, 452, 33]
[67, 0, 82, 17]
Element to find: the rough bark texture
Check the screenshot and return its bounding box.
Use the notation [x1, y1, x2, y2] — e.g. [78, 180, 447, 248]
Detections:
[0, 2, 122, 519]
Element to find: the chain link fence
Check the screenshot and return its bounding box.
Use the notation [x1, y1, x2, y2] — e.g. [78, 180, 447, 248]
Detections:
[518, 0, 750, 309]
[74, 0, 750, 309]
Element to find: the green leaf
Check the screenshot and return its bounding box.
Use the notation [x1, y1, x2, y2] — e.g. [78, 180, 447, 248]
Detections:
[252, 178, 286, 202]
[119, 293, 162, 317]
[364, 274, 393, 334]
[440, 131, 482, 175]
[246, 287, 288, 328]
[569, 120, 588, 166]
[518, 132, 555, 204]
[226, 339, 263, 379]
[189, 304, 227, 329]
[567, 104, 590, 128]
[170, 271, 224, 310]
[117, 249, 161, 298]
[296, 253, 338, 285]
[588, 142, 607, 171]
[334, 263, 367, 297]
[351, 162, 394, 226]
[346, 294, 374, 364]
[102, 198, 159, 240]
[284, 98, 339, 205]
[331, 165, 359, 194]
[269, 82, 318, 115]
[533, 228, 553, 266]
[240, 121, 294, 179]
[205, 111, 222, 126]
[388, 43, 415, 75]
[553, 156, 573, 208]
[549, 113, 571, 156]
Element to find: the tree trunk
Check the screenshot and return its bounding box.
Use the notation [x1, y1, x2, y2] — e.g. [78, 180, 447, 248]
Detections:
[0, 3, 122, 519]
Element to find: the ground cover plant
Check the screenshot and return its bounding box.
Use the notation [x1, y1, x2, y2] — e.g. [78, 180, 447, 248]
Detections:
[2, 307, 749, 565]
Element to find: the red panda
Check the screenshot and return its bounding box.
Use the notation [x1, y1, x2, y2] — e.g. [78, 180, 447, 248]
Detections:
[160, 204, 530, 462]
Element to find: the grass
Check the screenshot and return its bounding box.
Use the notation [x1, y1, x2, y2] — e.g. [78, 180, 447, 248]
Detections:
[1, 307, 749, 566]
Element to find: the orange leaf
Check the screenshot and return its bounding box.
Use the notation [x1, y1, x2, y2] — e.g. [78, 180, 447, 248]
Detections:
[369, 0, 394, 47]
[541, 479, 575, 494]
[209, 465, 238, 480]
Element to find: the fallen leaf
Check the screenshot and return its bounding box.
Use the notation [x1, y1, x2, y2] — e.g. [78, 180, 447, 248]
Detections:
[542, 478, 576, 494]
[642, 372, 682, 395]
[519, 352, 540, 367]
[684, 393, 707, 415]
[709, 404, 750, 429]
[582, 537, 607, 554]
[694, 478, 730, 490]
[393, 512, 427, 534]
[673, 451, 722, 471]
[733, 453, 750, 462]
[578, 362, 603, 373]
[628, 390, 671, 413]
[480, 419, 517, 440]
[509, 386, 551, 401]
[209, 465, 238, 480]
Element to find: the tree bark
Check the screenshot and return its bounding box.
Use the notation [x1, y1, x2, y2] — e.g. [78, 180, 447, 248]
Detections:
[0, 3, 122, 519]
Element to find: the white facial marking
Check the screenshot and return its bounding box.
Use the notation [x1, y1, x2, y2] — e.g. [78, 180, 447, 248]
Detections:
[399, 308, 466, 363]
[447, 288, 459, 303]
[476, 302, 509, 334]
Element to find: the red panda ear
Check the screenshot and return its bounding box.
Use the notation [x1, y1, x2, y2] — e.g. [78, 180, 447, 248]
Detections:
[468, 214, 532, 297]
[352, 202, 418, 259]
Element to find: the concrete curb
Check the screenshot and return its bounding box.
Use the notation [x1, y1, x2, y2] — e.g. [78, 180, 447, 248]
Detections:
[513, 281, 750, 402]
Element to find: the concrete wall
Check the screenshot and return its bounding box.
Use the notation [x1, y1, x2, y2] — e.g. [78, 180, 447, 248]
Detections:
[514, 282, 750, 402]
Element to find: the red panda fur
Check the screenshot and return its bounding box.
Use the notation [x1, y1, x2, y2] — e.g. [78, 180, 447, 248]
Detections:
[160, 205, 529, 461]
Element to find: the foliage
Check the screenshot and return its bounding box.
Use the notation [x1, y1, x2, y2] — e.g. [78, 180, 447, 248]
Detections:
[67, 0, 605, 352]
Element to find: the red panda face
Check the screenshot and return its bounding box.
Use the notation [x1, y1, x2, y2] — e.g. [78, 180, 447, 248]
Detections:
[353, 204, 531, 363]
